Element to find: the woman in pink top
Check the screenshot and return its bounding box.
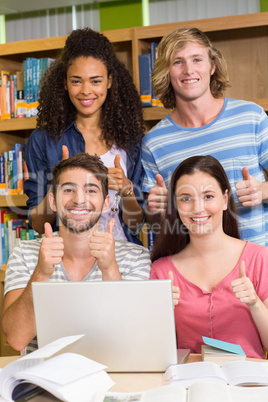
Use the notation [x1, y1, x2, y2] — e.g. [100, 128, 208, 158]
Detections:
[150, 155, 268, 359]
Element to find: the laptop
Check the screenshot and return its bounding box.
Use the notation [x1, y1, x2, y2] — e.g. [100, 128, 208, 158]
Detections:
[32, 280, 178, 372]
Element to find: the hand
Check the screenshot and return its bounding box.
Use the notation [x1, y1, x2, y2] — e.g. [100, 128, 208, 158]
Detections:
[147, 174, 168, 214]
[35, 223, 64, 279]
[231, 261, 258, 307]
[89, 219, 120, 279]
[108, 154, 131, 193]
[168, 270, 180, 307]
[235, 167, 263, 207]
[62, 145, 69, 160]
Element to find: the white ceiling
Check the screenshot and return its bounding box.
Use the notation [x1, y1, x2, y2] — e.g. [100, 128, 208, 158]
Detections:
[0, 0, 120, 15]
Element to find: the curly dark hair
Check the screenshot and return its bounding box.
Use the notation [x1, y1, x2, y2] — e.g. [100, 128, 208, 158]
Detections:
[37, 28, 144, 150]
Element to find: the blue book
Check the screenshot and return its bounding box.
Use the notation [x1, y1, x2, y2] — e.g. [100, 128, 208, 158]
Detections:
[138, 53, 152, 107]
[12, 147, 17, 190]
[23, 60, 28, 117]
[0, 155, 5, 195]
[15, 143, 24, 193]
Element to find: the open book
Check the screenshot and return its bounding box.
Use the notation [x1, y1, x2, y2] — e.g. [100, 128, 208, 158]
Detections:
[0, 335, 114, 402]
[164, 360, 268, 388]
[93, 381, 268, 402]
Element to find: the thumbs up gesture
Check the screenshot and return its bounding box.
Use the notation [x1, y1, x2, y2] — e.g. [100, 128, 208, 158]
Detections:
[231, 261, 258, 307]
[35, 222, 64, 279]
[89, 219, 120, 279]
[61, 145, 69, 161]
[108, 154, 131, 194]
[235, 167, 263, 207]
[168, 271, 180, 307]
[148, 174, 168, 214]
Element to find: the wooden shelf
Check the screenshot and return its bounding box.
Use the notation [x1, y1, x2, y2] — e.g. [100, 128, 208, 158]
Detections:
[0, 117, 37, 132]
[0, 194, 28, 208]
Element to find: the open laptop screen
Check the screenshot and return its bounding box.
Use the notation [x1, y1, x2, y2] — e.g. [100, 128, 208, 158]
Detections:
[32, 280, 177, 372]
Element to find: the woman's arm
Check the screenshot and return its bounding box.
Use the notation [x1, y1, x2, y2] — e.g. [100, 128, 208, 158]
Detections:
[231, 261, 268, 351]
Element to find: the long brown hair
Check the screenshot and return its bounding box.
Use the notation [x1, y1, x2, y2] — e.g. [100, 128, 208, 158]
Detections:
[151, 155, 240, 262]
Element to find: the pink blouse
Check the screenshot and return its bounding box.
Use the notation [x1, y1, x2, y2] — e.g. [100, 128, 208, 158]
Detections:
[150, 242, 268, 359]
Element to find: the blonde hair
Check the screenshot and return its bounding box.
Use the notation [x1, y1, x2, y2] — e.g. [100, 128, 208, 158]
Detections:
[152, 27, 229, 109]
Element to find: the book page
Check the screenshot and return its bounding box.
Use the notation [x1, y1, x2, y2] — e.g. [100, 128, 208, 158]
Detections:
[188, 381, 268, 402]
[164, 362, 227, 387]
[12, 369, 114, 402]
[14, 353, 107, 385]
[93, 384, 186, 402]
[222, 361, 268, 385]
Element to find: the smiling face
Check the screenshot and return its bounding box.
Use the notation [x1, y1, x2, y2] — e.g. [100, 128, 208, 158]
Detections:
[49, 168, 109, 234]
[169, 42, 215, 103]
[66, 56, 112, 121]
[175, 171, 228, 237]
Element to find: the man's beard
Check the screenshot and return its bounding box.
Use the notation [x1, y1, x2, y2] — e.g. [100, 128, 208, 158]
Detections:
[59, 211, 102, 233]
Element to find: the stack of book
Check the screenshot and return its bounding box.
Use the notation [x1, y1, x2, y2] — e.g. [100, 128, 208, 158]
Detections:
[0, 57, 54, 120]
[0, 143, 26, 196]
[0, 210, 38, 270]
[139, 42, 163, 108]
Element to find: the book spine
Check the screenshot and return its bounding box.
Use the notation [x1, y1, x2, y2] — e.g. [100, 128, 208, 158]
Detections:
[0, 155, 6, 195]
[15, 143, 24, 194]
[9, 74, 15, 118]
[138, 54, 152, 107]
[8, 150, 14, 192]
[1, 221, 6, 269]
[1, 71, 10, 120]
[17, 70, 26, 118]
[12, 147, 17, 190]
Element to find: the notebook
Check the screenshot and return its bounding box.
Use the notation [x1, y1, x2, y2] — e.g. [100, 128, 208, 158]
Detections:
[32, 280, 178, 372]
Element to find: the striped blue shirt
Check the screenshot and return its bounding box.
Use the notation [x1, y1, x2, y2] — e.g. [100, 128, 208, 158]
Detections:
[142, 98, 268, 246]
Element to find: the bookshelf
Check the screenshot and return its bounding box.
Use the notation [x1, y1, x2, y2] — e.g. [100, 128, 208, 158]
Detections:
[1, 12, 268, 189]
[132, 12, 268, 130]
[0, 11, 268, 355]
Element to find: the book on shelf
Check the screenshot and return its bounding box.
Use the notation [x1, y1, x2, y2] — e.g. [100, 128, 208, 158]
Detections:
[201, 337, 246, 365]
[1, 71, 10, 120]
[0, 210, 36, 270]
[0, 335, 114, 402]
[164, 360, 268, 387]
[0, 143, 25, 195]
[93, 381, 268, 402]
[0, 58, 54, 121]
[9, 74, 15, 118]
[16, 71, 26, 118]
[138, 53, 153, 107]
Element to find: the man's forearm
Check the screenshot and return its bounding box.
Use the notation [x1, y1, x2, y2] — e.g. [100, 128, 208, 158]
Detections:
[2, 280, 37, 351]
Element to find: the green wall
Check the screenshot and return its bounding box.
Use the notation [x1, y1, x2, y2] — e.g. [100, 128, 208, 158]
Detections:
[100, 0, 143, 31]
[260, 0, 268, 11]
[0, 15, 5, 44]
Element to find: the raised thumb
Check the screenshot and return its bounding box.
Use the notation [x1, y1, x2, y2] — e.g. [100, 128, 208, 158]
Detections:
[168, 270, 174, 284]
[62, 145, 69, 161]
[114, 154, 121, 168]
[242, 167, 250, 181]
[44, 222, 53, 238]
[156, 174, 166, 189]
[106, 218, 115, 234]
[239, 260, 246, 278]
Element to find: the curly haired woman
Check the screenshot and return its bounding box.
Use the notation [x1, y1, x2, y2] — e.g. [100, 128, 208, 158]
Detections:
[24, 28, 145, 244]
